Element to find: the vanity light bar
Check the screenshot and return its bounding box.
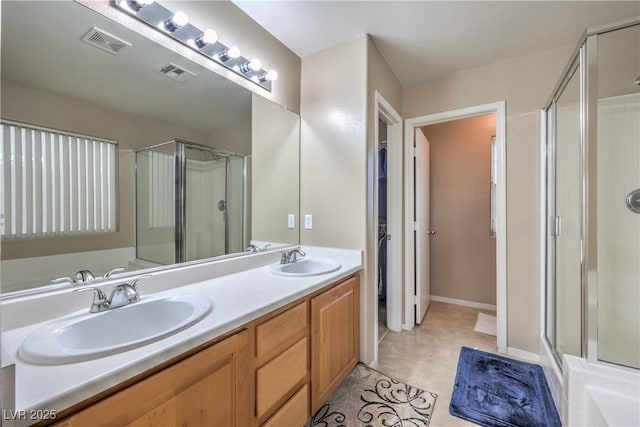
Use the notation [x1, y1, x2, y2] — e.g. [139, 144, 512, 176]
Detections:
[114, 0, 276, 91]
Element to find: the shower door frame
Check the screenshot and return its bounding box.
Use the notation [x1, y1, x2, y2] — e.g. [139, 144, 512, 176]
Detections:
[541, 16, 640, 369]
[136, 139, 247, 265]
[176, 139, 247, 263]
[542, 51, 582, 367]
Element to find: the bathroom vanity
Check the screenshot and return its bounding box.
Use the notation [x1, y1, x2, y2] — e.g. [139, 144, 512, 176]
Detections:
[1, 247, 361, 427]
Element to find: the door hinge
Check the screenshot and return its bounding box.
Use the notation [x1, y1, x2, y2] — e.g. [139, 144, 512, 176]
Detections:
[414, 295, 418, 305]
[412, 146, 417, 158]
[550, 216, 561, 236]
[413, 221, 418, 231]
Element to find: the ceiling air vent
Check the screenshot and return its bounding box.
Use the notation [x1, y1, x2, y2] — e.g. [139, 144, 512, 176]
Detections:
[155, 63, 196, 83]
[81, 27, 131, 55]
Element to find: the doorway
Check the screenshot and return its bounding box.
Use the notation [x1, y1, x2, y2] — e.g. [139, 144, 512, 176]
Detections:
[421, 115, 497, 313]
[378, 118, 389, 343]
[404, 102, 507, 353]
[372, 92, 403, 363]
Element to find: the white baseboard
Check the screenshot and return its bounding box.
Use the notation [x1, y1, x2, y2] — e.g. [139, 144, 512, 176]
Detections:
[430, 295, 497, 312]
[507, 346, 540, 362]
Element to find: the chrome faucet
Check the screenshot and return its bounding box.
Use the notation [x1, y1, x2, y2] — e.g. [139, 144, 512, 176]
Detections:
[247, 243, 273, 253]
[108, 284, 139, 309]
[75, 269, 95, 282]
[103, 267, 126, 278]
[74, 287, 109, 313]
[52, 267, 126, 285]
[280, 248, 306, 264]
[74, 275, 151, 313]
[52, 269, 96, 284]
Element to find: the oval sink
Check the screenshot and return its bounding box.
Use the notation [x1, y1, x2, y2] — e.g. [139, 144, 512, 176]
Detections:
[19, 294, 212, 365]
[270, 258, 341, 277]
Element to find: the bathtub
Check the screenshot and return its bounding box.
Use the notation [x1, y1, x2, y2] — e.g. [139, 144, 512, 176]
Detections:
[564, 355, 640, 426]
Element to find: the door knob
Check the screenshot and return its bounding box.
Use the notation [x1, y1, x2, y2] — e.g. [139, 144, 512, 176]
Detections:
[427, 229, 436, 235]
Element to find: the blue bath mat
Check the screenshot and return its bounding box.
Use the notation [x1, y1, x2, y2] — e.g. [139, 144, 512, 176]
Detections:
[450, 347, 560, 427]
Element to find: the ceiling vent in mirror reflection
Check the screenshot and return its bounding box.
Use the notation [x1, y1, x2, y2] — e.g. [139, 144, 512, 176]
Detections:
[156, 62, 196, 82]
[81, 27, 132, 55]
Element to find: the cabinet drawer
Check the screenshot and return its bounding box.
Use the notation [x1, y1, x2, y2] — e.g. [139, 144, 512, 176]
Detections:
[256, 337, 308, 418]
[256, 302, 307, 358]
[261, 384, 309, 427]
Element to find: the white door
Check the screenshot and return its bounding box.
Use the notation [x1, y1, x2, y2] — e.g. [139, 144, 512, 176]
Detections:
[415, 128, 431, 324]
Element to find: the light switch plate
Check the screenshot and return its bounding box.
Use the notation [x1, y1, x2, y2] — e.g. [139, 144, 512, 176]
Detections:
[304, 214, 313, 229]
[288, 214, 295, 229]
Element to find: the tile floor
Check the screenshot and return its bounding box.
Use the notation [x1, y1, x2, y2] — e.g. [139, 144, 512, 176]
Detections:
[377, 301, 498, 427]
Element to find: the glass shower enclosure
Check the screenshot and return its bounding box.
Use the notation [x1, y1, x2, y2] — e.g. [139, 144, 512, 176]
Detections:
[544, 19, 639, 369]
[136, 140, 247, 265]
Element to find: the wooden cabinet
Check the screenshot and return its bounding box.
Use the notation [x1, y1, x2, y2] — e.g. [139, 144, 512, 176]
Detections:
[52, 273, 360, 427]
[310, 275, 359, 413]
[55, 331, 250, 427]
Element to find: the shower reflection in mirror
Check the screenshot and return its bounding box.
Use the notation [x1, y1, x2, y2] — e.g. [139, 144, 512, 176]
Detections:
[136, 139, 247, 266]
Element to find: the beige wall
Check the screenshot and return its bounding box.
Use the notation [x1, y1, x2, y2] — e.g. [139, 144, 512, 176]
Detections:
[300, 36, 368, 250]
[403, 43, 575, 353]
[251, 94, 300, 245]
[1, 81, 207, 152]
[208, 123, 251, 156]
[421, 114, 496, 305]
[162, 0, 301, 113]
[1, 81, 206, 260]
[300, 35, 370, 358]
[300, 35, 402, 364]
[366, 38, 403, 351]
[367, 39, 403, 113]
[598, 23, 640, 99]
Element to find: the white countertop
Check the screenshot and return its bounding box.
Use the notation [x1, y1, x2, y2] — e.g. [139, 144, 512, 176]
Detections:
[1, 246, 362, 416]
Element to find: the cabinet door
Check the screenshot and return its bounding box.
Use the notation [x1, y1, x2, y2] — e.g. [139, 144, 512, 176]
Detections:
[56, 331, 250, 427]
[310, 275, 359, 412]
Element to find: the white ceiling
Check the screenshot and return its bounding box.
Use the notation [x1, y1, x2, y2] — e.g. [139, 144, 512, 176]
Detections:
[233, 1, 639, 85]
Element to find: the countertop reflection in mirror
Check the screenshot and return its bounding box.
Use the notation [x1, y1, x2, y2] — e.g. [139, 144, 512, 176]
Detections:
[0, 1, 300, 297]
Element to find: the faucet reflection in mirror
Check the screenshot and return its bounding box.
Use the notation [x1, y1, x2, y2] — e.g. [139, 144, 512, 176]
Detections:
[115, 0, 278, 91]
[51, 267, 126, 285]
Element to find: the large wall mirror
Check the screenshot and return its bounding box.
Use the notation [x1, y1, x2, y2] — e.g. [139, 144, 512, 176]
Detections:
[0, 1, 300, 296]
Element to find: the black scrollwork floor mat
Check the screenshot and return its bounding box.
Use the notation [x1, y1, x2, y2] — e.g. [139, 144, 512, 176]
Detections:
[306, 364, 437, 427]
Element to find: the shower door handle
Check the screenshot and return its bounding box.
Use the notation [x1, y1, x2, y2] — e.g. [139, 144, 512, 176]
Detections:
[550, 216, 561, 236]
[217, 199, 228, 222]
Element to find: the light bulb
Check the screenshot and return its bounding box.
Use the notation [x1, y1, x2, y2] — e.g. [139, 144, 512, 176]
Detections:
[165, 11, 188, 32]
[258, 69, 278, 83]
[219, 46, 241, 62]
[241, 58, 261, 73]
[201, 29, 217, 45]
[265, 70, 278, 81]
[195, 29, 217, 48]
[227, 46, 241, 59]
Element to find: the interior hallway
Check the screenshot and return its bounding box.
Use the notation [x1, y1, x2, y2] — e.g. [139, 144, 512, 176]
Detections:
[377, 301, 498, 426]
